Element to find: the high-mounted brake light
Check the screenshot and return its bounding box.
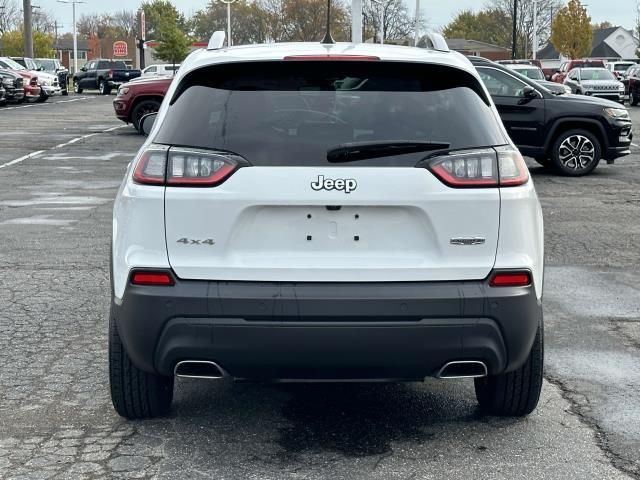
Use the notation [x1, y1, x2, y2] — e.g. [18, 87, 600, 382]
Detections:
[283, 55, 380, 61]
[132, 146, 241, 187]
[130, 271, 175, 286]
[427, 148, 529, 188]
[489, 271, 532, 287]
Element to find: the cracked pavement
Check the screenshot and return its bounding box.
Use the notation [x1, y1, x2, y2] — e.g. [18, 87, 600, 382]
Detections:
[0, 94, 639, 479]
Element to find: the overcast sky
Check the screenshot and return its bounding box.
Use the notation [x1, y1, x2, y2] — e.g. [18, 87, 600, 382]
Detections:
[39, 0, 636, 35]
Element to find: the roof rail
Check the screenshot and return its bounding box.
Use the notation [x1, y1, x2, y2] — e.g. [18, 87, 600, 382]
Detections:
[207, 31, 226, 50]
[424, 32, 449, 53]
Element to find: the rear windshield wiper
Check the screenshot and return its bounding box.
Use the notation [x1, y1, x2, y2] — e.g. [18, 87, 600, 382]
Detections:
[327, 140, 450, 163]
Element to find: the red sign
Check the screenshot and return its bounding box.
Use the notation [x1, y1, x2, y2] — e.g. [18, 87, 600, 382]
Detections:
[113, 41, 128, 57]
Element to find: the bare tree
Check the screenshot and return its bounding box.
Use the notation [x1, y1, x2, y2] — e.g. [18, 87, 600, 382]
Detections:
[111, 10, 137, 37]
[0, 0, 21, 33]
[31, 9, 56, 34]
[363, 0, 417, 43]
[487, 0, 563, 57]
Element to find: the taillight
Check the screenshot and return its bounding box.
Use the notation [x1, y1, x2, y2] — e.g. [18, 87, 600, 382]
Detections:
[489, 271, 532, 287]
[132, 146, 168, 185]
[131, 145, 241, 187]
[130, 270, 175, 286]
[167, 148, 238, 186]
[107, 69, 113, 78]
[495, 147, 529, 186]
[428, 149, 499, 187]
[427, 148, 529, 188]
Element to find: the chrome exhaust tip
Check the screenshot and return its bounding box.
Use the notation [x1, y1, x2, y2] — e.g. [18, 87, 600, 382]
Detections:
[174, 360, 225, 379]
[436, 361, 488, 379]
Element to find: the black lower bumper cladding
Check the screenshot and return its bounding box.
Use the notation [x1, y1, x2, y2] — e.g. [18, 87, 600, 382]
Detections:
[112, 277, 542, 380]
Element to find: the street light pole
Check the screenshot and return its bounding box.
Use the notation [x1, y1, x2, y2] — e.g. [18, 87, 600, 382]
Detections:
[413, 0, 420, 46]
[220, 0, 236, 47]
[371, 0, 384, 44]
[352, 0, 362, 43]
[532, 0, 538, 60]
[57, 0, 85, 75]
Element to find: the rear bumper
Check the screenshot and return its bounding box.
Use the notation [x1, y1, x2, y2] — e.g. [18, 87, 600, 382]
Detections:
[113, 277, 542, 380]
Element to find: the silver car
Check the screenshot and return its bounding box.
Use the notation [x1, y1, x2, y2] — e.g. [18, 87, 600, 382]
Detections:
[564, 67, 625, 103]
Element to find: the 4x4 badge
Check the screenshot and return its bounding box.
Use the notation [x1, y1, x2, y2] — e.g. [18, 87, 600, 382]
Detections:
[311, 175, 357, 194]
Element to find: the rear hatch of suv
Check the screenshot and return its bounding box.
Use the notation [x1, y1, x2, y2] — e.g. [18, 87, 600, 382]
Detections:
[149, 60, 510, 282]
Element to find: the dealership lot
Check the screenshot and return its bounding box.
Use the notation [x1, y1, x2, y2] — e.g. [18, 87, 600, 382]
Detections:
[0, 95, 639, 479]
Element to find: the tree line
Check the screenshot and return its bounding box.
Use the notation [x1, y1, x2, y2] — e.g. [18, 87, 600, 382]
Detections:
[443, 0, 638, 60]
[0, 0, 421, 61]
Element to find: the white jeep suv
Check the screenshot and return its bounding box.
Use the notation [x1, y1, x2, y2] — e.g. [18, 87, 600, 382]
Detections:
[110, 39, 544, 419]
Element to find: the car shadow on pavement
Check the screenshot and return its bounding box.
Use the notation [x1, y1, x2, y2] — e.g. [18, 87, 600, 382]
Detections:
[166, 379, 509, 462]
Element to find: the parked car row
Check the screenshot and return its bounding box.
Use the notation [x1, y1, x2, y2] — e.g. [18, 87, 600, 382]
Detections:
[0, 56, 67, 105]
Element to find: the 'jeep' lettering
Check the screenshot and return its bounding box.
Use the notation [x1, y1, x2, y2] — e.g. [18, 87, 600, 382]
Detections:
[311, 175, 357, 194]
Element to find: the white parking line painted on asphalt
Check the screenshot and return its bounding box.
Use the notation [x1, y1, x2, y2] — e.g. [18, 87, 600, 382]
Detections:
[0, 150, 45, 170]
[0, 125, 127, 170]
[1, 97, 90, 111]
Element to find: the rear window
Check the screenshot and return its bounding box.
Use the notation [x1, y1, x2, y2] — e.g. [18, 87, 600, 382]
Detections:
[98, 61, 127, 69]
[513, 67, 544, 80]
[613, 63, 634, 71]
[154, 61, 507, 167]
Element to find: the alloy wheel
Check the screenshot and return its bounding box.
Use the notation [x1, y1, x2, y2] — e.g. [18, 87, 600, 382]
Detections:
[558, 135, 595, 170]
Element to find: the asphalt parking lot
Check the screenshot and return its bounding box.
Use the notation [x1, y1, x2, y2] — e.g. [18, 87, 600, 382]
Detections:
[0, 93, 639, 479]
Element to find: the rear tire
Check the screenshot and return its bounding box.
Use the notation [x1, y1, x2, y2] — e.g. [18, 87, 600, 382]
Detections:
[73, 81, 82, 94]
[631, 93, 639, 106]
[550, 129, 601, 176]
[109, 311, 174, 419]
[99, 80, 111, 95]
[36, 92, 48, 103]
[475, 319, 544, 417]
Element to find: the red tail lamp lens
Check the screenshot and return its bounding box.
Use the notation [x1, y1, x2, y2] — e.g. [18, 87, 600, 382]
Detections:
[489, 271, 532, 287]
[131, 271, 175, 286]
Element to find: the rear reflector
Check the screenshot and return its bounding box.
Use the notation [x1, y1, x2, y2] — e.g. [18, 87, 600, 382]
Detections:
[130, 271, 175, 286]
[489, 271, 532, 287]
[283, 55, 380, 61]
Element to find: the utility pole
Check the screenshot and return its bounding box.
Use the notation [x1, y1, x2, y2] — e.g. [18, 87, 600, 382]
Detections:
[54, 21, 63, 45]
[512, 0, 518, 59]
[23, 0, 34, 57]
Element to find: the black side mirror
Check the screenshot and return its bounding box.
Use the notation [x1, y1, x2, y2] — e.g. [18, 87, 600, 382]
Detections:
[140, 113, 158, 136]
[522, 85, 539, 99]
[80, 67, 87, 72]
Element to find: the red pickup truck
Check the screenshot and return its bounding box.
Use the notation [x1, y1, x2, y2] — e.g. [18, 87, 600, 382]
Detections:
[113, 76, 172, 131]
